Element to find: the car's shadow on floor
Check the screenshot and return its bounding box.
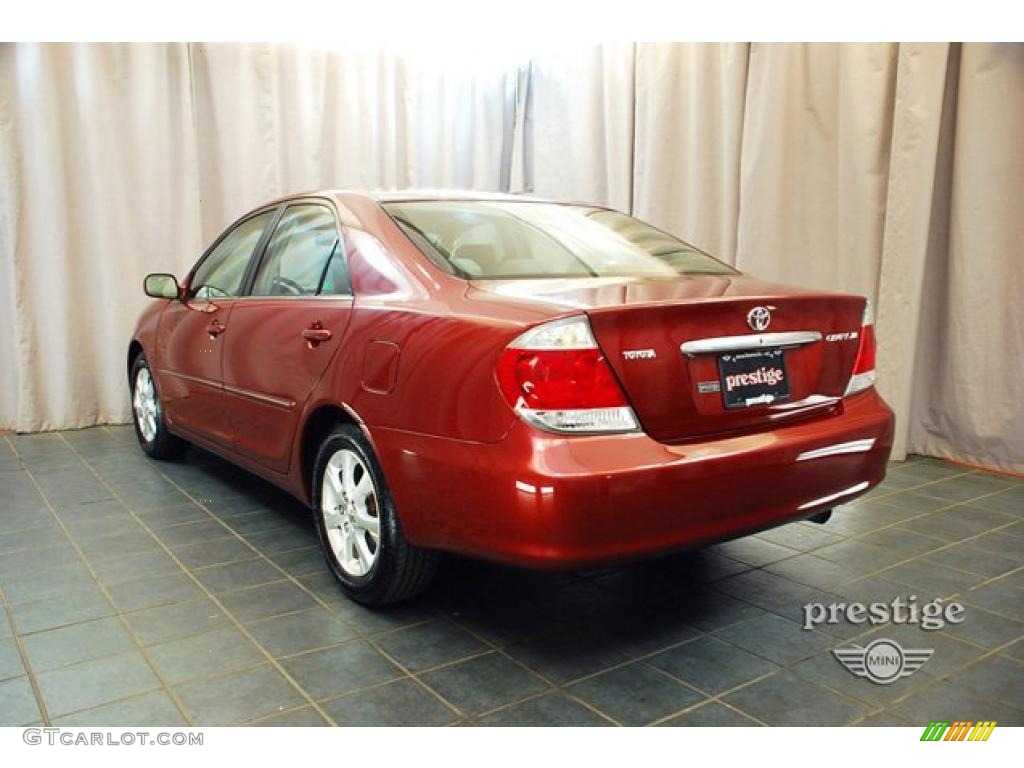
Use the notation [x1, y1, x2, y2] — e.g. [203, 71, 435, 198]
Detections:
[168, 443, 748, 655]
[160, 444, 312, 515]
[426, 550, 751, 651]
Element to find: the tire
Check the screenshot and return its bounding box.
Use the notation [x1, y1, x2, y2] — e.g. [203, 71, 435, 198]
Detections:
[312, 424, 439, 605]
[130, 353, 188, 460]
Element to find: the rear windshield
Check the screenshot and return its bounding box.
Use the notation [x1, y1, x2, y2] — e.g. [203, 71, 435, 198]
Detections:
[383, 200, 737, 279]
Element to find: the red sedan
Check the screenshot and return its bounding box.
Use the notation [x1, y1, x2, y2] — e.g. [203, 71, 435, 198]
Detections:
[129, 191, 894, 604]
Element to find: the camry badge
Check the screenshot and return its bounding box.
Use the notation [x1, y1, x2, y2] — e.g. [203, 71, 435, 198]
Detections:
[747, 306, 772, 332]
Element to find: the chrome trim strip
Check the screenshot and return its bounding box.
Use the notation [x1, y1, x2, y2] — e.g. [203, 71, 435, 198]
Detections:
[232, 294, 354, 302]
[163, 370, 220, 390]
[797, 480, 870, 511]
[797, 438, 877, 462]
[164, 370, 295, 410]
[680, 331, 822, 356]
[222, 383, 295, 410]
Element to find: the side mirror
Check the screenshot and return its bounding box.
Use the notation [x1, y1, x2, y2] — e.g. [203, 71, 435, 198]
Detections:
[144, 273, 180, 300]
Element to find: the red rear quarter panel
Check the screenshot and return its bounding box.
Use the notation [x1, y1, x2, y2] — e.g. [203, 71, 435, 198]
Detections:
[303, 196, 548, 445]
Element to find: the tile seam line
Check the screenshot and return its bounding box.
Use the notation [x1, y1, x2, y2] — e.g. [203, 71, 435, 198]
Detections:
[71, 434, 468, 726]
[51, 432, 337, 727]
[0, 582, 52, 725]
[4, 433, 192, 726]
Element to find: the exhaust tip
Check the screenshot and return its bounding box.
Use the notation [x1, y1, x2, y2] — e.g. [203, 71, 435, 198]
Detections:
[807, 509, 833, 525]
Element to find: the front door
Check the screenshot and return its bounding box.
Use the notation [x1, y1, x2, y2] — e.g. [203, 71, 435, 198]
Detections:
[222, 203, 354, 473]
[156, 209, 276, 447]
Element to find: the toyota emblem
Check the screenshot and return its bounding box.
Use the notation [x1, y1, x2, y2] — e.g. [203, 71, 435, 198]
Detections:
[747, 306, 772, 331]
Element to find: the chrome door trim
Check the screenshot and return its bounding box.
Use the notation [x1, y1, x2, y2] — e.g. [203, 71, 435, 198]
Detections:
[680, 331, 822, 357]
[162, 369, 221, 390]
[222, 383, 295, 410]
[232, 294, 355, 302]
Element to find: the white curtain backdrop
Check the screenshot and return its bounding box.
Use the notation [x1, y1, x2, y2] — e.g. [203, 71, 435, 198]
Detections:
[0, 42, 516, 433]
[734, 43, 898, 302]
[190, 44, 515, 242]
[516, 44, 635, 211]
[0, 44, 202, 434]
[633, 43, 749, 261]
[906, 43, 1024, 473]
[1, 42, 1021, 473]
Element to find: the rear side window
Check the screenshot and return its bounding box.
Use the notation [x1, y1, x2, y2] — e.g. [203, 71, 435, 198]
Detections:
[189, 211, 274, 299]
[251, 204, 350, 296]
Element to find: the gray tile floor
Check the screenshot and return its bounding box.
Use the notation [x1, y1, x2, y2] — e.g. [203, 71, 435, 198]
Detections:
[1, 426, 1021, 726]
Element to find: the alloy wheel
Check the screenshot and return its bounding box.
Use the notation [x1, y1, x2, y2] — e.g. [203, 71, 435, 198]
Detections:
[133, 366, 159, 442]
[321, 448, 381, 577]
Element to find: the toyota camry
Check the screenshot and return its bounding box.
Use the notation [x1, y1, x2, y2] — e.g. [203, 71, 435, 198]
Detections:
[129, 191, 895, 604]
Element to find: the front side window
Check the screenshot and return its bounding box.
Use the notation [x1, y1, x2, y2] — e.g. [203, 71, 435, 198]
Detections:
[251, 205, 348, 296]
[189, 211, 274, 299]
[384, 201, 737, 279]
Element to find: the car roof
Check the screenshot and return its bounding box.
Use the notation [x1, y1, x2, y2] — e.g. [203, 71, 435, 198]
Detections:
[259, 188, 590, 207]
[365, 189, 555, 204]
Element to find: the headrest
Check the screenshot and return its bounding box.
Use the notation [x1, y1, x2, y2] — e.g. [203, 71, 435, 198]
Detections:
[451, 243, 500, 273]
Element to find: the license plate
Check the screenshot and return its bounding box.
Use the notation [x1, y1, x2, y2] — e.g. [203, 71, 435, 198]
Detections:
[717, 348, 790, 409]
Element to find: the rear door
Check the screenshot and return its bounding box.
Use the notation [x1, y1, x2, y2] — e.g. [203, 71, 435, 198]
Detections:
[222, 202, 354, 473]
[156, 209, 276, 446]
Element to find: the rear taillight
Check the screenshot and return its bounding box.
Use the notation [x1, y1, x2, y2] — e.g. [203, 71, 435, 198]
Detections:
[497, 316, 639, 433]
[844, 300, 876, 396]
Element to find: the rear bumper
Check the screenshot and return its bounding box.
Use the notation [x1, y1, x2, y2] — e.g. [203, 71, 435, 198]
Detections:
[373, 389, 895, 570]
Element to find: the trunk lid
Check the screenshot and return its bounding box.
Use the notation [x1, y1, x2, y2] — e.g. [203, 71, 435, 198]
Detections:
[470, 275, 866, 442]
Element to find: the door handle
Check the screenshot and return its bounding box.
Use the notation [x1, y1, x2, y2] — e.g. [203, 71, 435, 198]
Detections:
[206, 319, 226, 337]
[302, 324, 332, 347]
